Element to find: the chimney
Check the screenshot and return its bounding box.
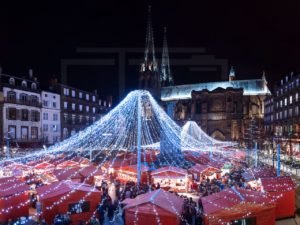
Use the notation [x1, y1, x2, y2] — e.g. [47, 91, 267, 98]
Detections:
[28, 69, 33, 79]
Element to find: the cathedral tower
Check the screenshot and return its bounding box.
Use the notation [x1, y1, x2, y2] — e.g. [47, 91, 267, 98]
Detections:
[139, 6, 161, 100]
[161, 27, 174, 87]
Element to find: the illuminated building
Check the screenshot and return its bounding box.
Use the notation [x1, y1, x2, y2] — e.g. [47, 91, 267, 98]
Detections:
[161, 69, 270, 141]
[264, 72, 300, 155]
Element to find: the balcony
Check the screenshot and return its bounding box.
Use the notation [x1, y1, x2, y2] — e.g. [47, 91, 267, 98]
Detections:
[3, 98, 42, 107]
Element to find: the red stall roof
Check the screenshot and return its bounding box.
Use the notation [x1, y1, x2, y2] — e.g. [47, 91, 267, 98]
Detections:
[37, 181, 100, 200]
[34, 162, 55, 170]
[261, 176, 295, 192]
[151, 166, 188, 176]
[119, 164, 149, 174]
[202, 187, 273, 215]
[124, 189, 184, 216]
[243, 166, 277, 181]
[188, 164, 210, 174]
[78, 166, 105, 177]
[71, 157, 90, 164]
[51, 168, 82, 181]
[0, 177, 29, 197]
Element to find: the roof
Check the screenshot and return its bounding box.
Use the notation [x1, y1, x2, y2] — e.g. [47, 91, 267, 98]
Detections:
[124, 189, 184, 216]
[151, 166, 188, 176]
[78, 166, 105, 177]
[188, 164, 216, 174]
[51, 168, 82, 181]
[161, 78, 270, 101]
[37, 181, 100, 200]
[34, 162, 55, 170]
[261, 176, 295, 192]
[119, 164, 149, 173]
[208, 161, 225, 169]
[71, 157, 90, 164]
[202, 187, 273, 215]
[243, 167, 277, 181]
[0, 177, 29, 197]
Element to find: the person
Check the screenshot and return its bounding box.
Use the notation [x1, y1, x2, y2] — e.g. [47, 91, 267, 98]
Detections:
[40, 219, 47, 225]
[97, 203, 105, 225]
[77, 220, 84, 225]
[90, 216, 100, 225]
[107, 201, 116, 223]
[36, 200, 42, 221]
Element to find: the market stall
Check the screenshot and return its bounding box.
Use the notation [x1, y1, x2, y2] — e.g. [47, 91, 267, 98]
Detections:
[124, 189, 184, 225]
[34, 162, 55, 174]
[115, 164, 149, 183]
[260, 176, 295, 219]
[188, 164, 220, 181]
[0, 177, 30, 223]
[78, 166, 109, 186]
[151, 166, 189, 192]
[51, 168, 82, 182]
[202, 187, 276, 225]
[36, 181, 101, 225]
[71, 157, 90, 167]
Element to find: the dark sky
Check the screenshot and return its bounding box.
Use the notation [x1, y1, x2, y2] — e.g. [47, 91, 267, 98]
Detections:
[1, 0, 300, 97]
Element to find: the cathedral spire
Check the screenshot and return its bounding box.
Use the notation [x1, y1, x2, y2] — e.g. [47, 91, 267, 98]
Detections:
[139, 5, 160, 100]
[143, 5, 157, 70]
[161, 27, 174, 86]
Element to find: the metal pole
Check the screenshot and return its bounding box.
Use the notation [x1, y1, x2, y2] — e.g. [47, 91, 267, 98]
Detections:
[90, 149, 92, 161]
[137, 95, 142, 184]
[254, 142, 257, 168]
[6, 140, 10, 159]
[277, 143, 280, 177]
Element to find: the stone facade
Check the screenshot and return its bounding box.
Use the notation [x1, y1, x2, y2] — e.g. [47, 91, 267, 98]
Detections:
[172, 86, 265, 141]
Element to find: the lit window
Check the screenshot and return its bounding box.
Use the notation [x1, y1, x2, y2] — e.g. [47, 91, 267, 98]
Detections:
[43, 100, 48, 107]
[93, 107, 96, 113]
[43, 113, 48, 120]
[31, 83, 37, 90]
[52, 125, 58, 132]
[53, 102, 57, 108]
[21, 81, 27, 88]
[284, 98, 287, 106]
[9, 78, 15, 86]
[92, 96, 96, 102]
[64, 102, 68, 109]
[72, 90, 75, 97]
[296, 93, 299, 102]
[86, 94, 89, 101]
[79, 92, 83, 98]
[290, 95, 293, 104]
[64, 88, 69, 96]
[86, 106, 89, 112]
[53, 113, 58, 121]
[72, 103, 75, 111]
[297, 79, 299, 87]
[295, 106, 299, 116]
[43, 124, 48, 131]
[79, 105, 83, 111]
[289, 108, 293, 117]
[280, 100, 282, 107]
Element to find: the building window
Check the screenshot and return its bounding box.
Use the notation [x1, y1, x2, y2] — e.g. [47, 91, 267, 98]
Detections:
[72, 114, 76, 124]
[63, 128, 68, 138]
[289, 108, 293, 117]
[21, 109, 29, 121]
[53, 102, 57, 108]
[64, 113, 68, 122]
[21, 81, 27, 88]
[86, 116, 89, 125]
[86, 106, 89, 112]
[43, 100, 49, 107]
[79, 105, 83, 111]
[53, 113, 58, 121]
[7, 108, 17, 120]
[31, 83, 37, 90]
[79, 92, 83, 99]
[31, 127, 38, 139]
[284, 98, 287, 106]
[31, 96, 38, 105]
[31, 110, 40, 122]
[79, 115, 83, 123]
[290, 95, 293, 104]
[9, 78, 15, 86]
[43, 112, 48, 120]
[71, 129, 76, 136]
[7, 91, 16, 101]
[53, 136, 57, 142]
[21, 126, 28, 140]
[92, 117, 96, 122]
[72, 103, 75, 111]
[297, 79, 299, 87]
[64, 102, 68, 109]
[72, 90, 75, 97]
[92, 96, 96, 102]
[44, 136, 48, 143]
[86, 94, 89, 101]
[43, 124, 48, 132]
[52, 125, 58, 132]
[276, 112, 278, 120]
[284, 110, 287, 118]
[280, 100, 282, 108]
[295, 106, 299, 116]
[93, 107, 96, 113]
[296, 93, 299, 102]
[280, 111, 282, 119]
[8, 126, 16, 139]
[280, 88, 283, 95]
[63, 88, 69, 96]
[20, 94, 28, 103]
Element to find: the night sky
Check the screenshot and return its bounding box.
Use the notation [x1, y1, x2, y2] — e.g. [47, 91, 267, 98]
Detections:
[1, 1, 300, 100]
